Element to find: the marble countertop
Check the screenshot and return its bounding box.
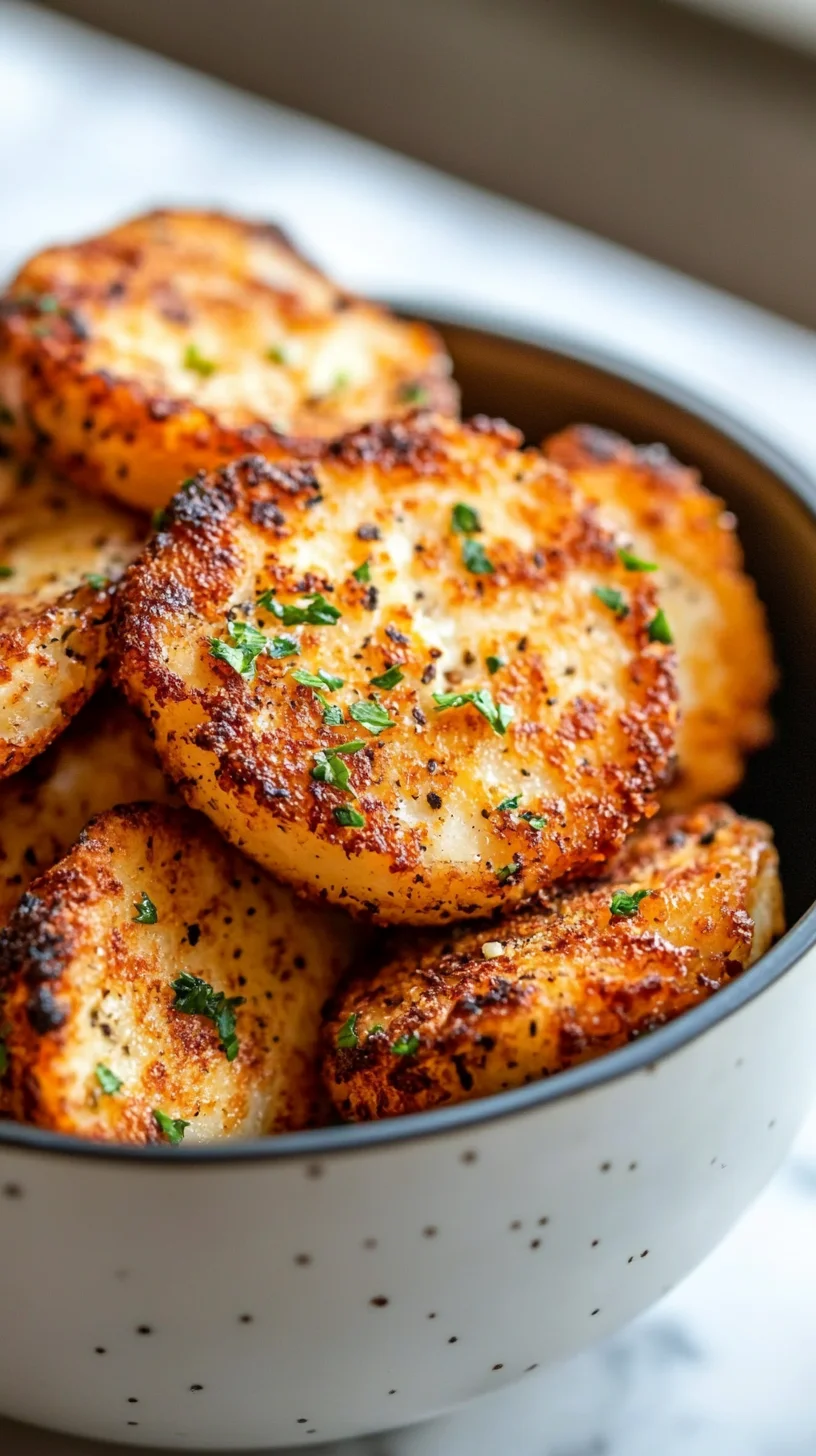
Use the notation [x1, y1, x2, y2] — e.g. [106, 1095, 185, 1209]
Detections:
[2, 3, 816, 1452]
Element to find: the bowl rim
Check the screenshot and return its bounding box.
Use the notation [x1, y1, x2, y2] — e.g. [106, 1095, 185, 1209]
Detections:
[3, 307, 816, 1167]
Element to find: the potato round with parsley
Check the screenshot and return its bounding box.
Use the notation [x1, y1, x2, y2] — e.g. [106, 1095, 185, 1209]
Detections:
[0, 208, 456, 512]
[113, 414, 678, 924]
[0, 803, 358, 1143]
[0, 454, 144, 778]
[544, 425, 776, 811]
[322, 804, 784, 1119]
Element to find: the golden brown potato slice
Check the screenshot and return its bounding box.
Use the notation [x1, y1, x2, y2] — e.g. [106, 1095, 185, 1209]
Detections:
[0, 803, 358, 1143]
[0, 691, 175, 928]
[0, 209, 457, 512]
[113, 414, 678, 925]
[0, 455, 145, 778]
[323, 803, 784, 1119]
[543, 425, 776, 810]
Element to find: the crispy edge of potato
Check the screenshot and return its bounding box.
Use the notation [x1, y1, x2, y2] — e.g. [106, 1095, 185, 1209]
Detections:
[322, 803, 784, 1119]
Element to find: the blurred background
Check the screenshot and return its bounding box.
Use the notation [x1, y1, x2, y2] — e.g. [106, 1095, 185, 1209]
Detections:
[33, 0, 816, 329]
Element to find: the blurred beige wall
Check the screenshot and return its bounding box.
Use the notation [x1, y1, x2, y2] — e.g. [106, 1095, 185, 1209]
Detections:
[38, 0, 816, 329]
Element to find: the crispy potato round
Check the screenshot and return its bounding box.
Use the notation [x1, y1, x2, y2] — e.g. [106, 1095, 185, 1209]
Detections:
[114, 414, 678, 924]
[323, 803, 784, 1119]
[0, 454, 145, 778]
[0, 803, 358, 1143]
[0, 691, 175, 928]
[544, 425, 776, 810]
[0, 209, 457, 512]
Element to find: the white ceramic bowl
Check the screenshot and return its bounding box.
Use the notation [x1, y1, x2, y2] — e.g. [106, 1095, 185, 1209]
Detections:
[2, 317, 815, 1451]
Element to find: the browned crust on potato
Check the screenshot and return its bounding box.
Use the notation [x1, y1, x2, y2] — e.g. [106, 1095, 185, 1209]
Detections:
[322, 803, 784, 1118]
[0, 802, 358, 1142]
[113, 413, 678, 923]
[0, 209, 457, 511]
[544, 425, 776, 810]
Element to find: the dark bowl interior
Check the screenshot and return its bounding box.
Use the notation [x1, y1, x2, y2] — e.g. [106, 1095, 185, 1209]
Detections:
[430, 316, 816, 926]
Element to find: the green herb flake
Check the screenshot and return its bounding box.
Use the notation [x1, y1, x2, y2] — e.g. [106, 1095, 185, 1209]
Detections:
[37, 294, 60, 314]
[332, 371, 351, 392]
[349, 699, 396, 736]
[95, 1063, 123, 1095]
[334, 805, 365, 828]
[257, 590, 341, 626]
[267, 634, 299, 659]
[210, 619, 271, 678]
[521, 812, 548, 831]
[432, 688, 514, 737]
[336, 1012, 359, 1049]
[153, 1109, 190, 1146]
[451, 502, 482, 535]
[133, 892, 158, 924]
[266, 344, 289, 365]
[400, 381, 429, 406]
[496, 794, 521, 812]
[391, 1032, 420, 1056]
[370, 665, 404, 690]
[648, 608, 673, 644]
[609, 888, 650, 918]
[183, 343, 217, 377]
[461, 537, 494, 575]
[618, 547, 657, 573]
[486, 655, 505, 675]
[368, 1023, 385, 1038]
[496, 861, 521, 884]
[151, 507, 167, 530]
[593, 585, 629, 619]
[352, 559, 371, 583]
[291, 668, 344, 692]
[84, 573, 108, 590]
[311, 740, 366, 792]
[0, 565, 14, 580]
[170, 971, 246, 1061]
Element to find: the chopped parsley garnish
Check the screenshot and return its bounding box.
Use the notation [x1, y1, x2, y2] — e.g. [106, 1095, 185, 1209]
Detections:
[352, 560, 371, 583]
[368, 1024, 385, 1037]
[400, 381, 429, 406]
[451, 502, 482, 535]
[609, 888, 650, 918]
[170, 971, 246, 1061]
[334, 805, 365, 827]
[486, 655, 505, 675]
[36, 293, 60, 314]
[209, 620, 268, 678]
[84, 573, 108, 590]
[648, 608, 673, 644]
[332, 371, 351, 392]
[392, 1032, 420, 1056]
[370, 665, 404, 690]
[311, 740, 366, 792]
[0, 565, 14, 579]
[95, 1063, 123, 1095]
[461, 537, 494, 575]
[291, 668, 344, 692]
[336, 1012, 359, 1049]
[133, 892, 158, 924]
[349, 700, 396, 736]
[151, 507, 167, 530]
[267, 634, 299, 659]
[619, 547, 657, 573]
[593, 585, 629, 618]
[496, 794, 521, 812]
[433, 688, 513, 736]
[153, 1109, 190, 1145]
[266, 344, 289, 364]
[496, 861, 521, 884]
[183, 343, 217, 377]
[257, 590, 341, 626]
[521, 812, 548, 831]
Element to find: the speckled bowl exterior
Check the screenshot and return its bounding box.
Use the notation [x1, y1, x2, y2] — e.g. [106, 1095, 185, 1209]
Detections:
[2, 320, 816, 1450]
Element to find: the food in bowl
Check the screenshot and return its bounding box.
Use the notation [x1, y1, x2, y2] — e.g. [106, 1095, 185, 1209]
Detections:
[0, 209, 781, 1146]
[0, 209, 457, 512]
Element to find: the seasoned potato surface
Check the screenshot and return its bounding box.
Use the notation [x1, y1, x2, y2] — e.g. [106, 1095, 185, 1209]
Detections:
[544, 426, 776, 810]
[0, 804, 357, 1142]
[0, 692, 174, 927]
[323, 804, 783, 1118]
[0, 455, 144, 777]
[114, 415, 678, 924]
[0, 209, 456, 511]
